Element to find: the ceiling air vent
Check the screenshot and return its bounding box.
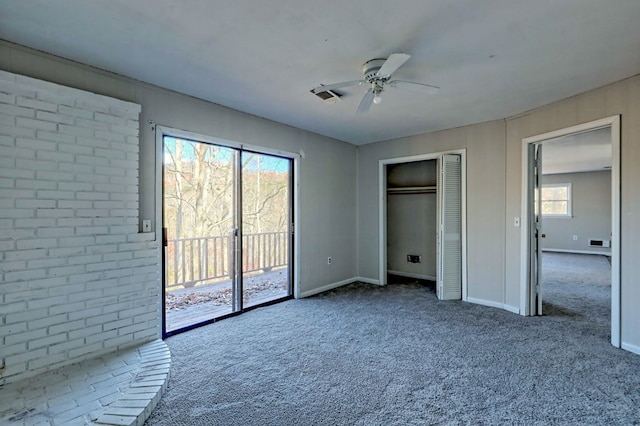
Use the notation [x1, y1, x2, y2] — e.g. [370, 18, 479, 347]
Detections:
[311, 87, 342, 104]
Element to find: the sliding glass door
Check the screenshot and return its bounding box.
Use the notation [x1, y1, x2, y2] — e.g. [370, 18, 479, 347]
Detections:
[162, 136, 292, 335]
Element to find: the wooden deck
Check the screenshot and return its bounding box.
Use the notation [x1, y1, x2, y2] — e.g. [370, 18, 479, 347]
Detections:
[165, 268, 289, 332]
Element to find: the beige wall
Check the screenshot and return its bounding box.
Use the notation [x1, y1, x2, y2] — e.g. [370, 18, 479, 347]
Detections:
[541, 171, 611, 253]
[0, 40, 358, 296]
[357, 120, 508, 308]
[504, 76, 640, 351]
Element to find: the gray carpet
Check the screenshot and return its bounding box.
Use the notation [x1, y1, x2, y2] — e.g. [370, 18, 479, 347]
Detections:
[146, 253, 640, 425]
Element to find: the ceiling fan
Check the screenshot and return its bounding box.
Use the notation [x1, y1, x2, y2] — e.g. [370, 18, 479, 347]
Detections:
[311, 53, 439, 114]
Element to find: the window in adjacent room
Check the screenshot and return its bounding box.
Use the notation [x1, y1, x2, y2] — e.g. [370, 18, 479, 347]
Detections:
[540, 183, 572, 217]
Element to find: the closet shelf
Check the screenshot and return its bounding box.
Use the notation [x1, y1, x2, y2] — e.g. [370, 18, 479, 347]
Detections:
[387, 186, 437, 195]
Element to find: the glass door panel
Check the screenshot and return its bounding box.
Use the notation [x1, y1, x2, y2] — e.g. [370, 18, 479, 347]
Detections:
[241, 152, 291, 308]
[163, 136, 237, 333]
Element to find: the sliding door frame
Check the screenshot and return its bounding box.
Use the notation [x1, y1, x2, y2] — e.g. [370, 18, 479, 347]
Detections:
[155, 125, 300, 336]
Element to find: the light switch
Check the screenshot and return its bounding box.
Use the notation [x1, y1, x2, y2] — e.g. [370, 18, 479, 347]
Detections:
[514, 217, 520, 227]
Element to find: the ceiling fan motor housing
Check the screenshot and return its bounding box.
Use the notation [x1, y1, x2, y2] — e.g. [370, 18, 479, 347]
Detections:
[363, 58, 387, 82]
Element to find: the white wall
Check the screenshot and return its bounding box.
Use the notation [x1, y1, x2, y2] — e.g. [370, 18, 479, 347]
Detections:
[0, 71, 159, 385]
[0, 40, 358, 299]
[541, 171, 611, 254]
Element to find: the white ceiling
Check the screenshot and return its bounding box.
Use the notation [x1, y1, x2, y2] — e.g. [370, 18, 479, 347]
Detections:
[542, 127, 611, 175]
[1, 1, 640, 145]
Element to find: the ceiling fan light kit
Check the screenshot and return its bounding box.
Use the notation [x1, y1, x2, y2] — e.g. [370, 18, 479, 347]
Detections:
[311, 53, 439, 114]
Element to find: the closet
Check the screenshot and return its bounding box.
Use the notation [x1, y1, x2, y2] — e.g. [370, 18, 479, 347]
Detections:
[384, 154, 462, 300]
[386, 160, 438, 281]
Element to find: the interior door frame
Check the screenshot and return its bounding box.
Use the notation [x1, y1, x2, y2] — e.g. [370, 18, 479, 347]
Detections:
[519, 115, 621, 347]
[378, 149, 467, 301]
[154, 125, 301, 333]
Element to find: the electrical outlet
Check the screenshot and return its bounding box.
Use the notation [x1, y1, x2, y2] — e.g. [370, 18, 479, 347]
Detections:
[327, 257, 332, 265]
[407, 255, 422, 263]
[142, 219, 151, 232]
[514, 217, 520, 227]
[573, 235, 578, 241]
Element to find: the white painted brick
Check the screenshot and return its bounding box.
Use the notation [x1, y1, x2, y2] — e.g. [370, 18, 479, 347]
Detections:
[17, 158, 58, 172]
[67, 271, 102, 284]
[15, 199, 56, 208]
[47, 283, 86, 298]
[68, 306, 102, 321]
[4, 328, 46, 346]
[76, 154, 109, 167]
[36, 208, 73, 218]
[58, 200, 92, 209]
[15, 178, 57, 190]
[1, 342, 27, 358]
[110, 124, 138, 136]
[77, 191, 109, 200]
[16, 116, 57, 131]
[76, 117, 110, 130]
[68, 325, 102, 340]
[27, 295, 67, 310]
[76, 208, 109, 217]
[57, 217, 92, 227]
[52, 247, 85, 257]
[68, 342, 103, 359]
[0, 102, 36, 117]
[35, 149, 74, 163]
[0, 124, 36, 138]
[1, 228, 36, 240]
[58, 236, 95, 247]
[105, 334, 136, 348]
[75, 226, 109, 236]
[77, 136, 110, 148]
[58, 182, 93, 193]
[117, 322, 148, 336]
[48, 301, 85, 316]
[49, 266, 87, 278]
[35, 90, 76, 107]
[5, 268, 46, 281]
[75, 98, 110, 113]
[16, 238, 57, 250]
[47, 338, 86, 355]
[5, 347, 47, 366]
[95, 147, 125, 159]
[6, 308, 48, 325]
[36, 171, 75, 182]
[0, 260, 27, 271]
[0, 91, 16, 104]
[28, 333, 67, 350]
[86, 312, 118, 326]
[67, 254, 103, 265]
[0, 111, 15, 126]
[0, 177, 15, 188]
[36, 227, 74, 237]
[0, 167, 35, 179]
[95, 129, 125, 142]
[0, 300, 27, 315]
[58, 123, 94, 137]
[86, 329, 118, 345]
[16, 96, 57, 112]
[35, 110, 75, 125]
[68, 289, 103, 303]
[27, 257, 66, 269]
[28, 314, 67, 330]
[36, 189, 75, 200]
[0, 134, 14, 146]
[0, 322, 28, 337]
[3, 145, 36, 159]
[94, 167, 127, 178]
[4, 248, 48, 261]
[49, 319, 85, 335]
[16, 136, 57, 151]
[28, 353, 67, 371]
[58, 104, 93, 118]
[37, 130, 75, 144]
[76, 173, 110, 184]
[57, 141, 92, 155]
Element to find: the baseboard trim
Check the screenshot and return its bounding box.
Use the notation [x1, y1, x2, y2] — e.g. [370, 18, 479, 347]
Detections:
[467, 297, 520, 314]
[299, 277, 356, 298]
[542, 248, 611, 257]
[621, 342, 640, 356]
[387, 270, 436, 281]
[355, 276, 381, 285]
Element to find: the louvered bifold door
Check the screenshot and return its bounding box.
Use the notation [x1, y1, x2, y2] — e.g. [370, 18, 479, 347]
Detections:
[437, 154, 462, 300]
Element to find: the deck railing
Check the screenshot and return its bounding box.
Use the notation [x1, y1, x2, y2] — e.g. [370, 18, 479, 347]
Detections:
[165, 232, 288, 290]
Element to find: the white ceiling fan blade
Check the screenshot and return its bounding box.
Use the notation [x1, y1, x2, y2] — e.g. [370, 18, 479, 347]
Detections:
[356, 89, 374, 114]
[312, 80, 365, 93]
[377, 53, 411, 79]
[388, 80, 440, 94]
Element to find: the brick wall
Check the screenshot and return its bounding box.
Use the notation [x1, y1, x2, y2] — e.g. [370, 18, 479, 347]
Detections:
[0, 70, 160, 385]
